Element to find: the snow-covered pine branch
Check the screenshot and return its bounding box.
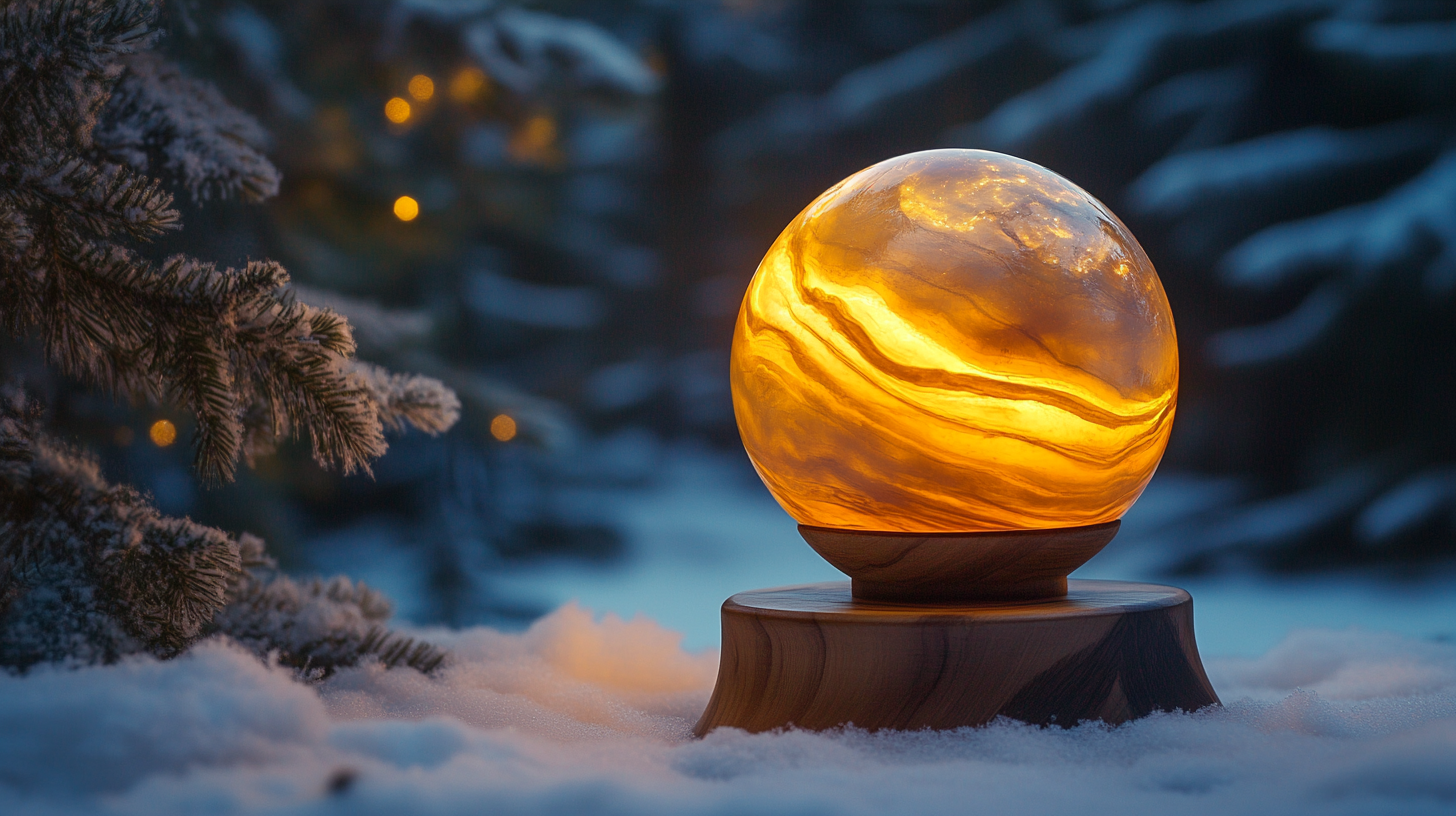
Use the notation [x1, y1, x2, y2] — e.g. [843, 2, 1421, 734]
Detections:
[348, 361, 461, 436]
[0, 385, 445, 673]
[0, 0, 460, 668]
[215, 533, 447, 677]
[0, 0, 458, 482]
[0, 386, 238, 668]
[97, 52, 281, 203]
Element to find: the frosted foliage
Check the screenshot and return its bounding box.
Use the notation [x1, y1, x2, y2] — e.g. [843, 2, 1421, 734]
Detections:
[1, 606, 1454, 814]
[97, 52, 282, 203]
[0, 0, 459, 483]
[0, 393, 442, 674]
[215, 534, 446, 676]
[0, 389, 238, 668]
[348, 361, 462, 436]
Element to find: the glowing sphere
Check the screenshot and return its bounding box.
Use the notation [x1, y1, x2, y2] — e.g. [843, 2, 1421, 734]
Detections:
[731, 149, 1178, 533]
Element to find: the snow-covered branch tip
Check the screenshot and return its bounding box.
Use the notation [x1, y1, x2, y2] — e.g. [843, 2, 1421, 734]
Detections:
[349, 361, 461, 436]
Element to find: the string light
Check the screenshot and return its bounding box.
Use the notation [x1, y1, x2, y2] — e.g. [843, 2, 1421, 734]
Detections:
[384, 97, 411, 124]
[149, 420, 177, 447]
[490, 414, 517, 442]
[449, 67, 489, 102]
[408, 74, 434, 101]
[508, 114, 557, 163]
[393, 196, 419, 221]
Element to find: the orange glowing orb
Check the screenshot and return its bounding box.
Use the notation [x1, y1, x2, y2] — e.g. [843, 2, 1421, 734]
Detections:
[731, 149, 1178, 534]
[393, 196, 419, 221]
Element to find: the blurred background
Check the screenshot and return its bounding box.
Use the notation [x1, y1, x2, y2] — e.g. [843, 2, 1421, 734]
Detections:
[29, 0, 1456, 649]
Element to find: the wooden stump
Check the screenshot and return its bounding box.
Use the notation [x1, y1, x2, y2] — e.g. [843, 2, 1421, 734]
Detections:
[694, 579, 1219, 736]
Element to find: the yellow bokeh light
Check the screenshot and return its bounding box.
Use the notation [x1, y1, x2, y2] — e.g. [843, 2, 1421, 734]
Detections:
[731, 149, 1178, 534]
[393, 195, 419, 221]
[507, 114, 557, 164]
[490, 414, 517, 442]
[448, 67, 489, 102]
[408, 74, 434, 101]
[384, 97, 411, 124]
[149, 419, 178, 447]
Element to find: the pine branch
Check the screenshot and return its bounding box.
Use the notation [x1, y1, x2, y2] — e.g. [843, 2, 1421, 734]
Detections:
[0, 386, 239, 668]
[0, 0, 460, 671]
[97, 52, 281, 203]
[0, 389, 445, 673]
[0, 0, 157, 150]
[3, 152, 180, 242]
[213, 534, 448, 677]
[33, 247, 394, 481]
[348, 361, 461, 435]
[0, 0, 458, 482]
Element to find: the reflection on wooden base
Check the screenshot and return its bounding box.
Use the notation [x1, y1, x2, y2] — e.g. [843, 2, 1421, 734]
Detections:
[693, 580, 1219, 736]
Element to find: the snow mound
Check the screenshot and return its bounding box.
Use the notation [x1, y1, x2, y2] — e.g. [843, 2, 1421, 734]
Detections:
[2, 605, 1455, 815]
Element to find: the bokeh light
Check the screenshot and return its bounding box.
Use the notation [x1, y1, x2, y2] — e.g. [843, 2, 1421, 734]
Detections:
[408, 74, 434, 101]
[448, 67, 489, 103]
[393, 196, 419, 221]
[490, 414, 517, 442]
[508, 115, 557, 164]
[384, 97, 411, 124]
[149, 420, 177, 447]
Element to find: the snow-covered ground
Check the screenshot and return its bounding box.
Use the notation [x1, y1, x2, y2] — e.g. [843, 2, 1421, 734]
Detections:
[6, 443, 1456, 814]
[3, 608, 1455, 814]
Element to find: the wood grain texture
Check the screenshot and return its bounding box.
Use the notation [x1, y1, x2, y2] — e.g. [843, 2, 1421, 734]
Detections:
[694, 579, 1219, 736]
[799, 521, 1119, 602]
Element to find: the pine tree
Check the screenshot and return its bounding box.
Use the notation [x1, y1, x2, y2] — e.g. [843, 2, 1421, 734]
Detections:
[164, 0, 664, 623]
[0, 0, 455, 670]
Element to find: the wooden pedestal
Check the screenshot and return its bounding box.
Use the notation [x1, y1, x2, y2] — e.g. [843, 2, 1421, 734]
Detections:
[799, 521, 1120, 602]
[694, 579, 1219, 736]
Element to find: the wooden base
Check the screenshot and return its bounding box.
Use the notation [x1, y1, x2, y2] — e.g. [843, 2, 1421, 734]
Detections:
[694, 579, 1219, 736]
[798, 521, 1120, 602]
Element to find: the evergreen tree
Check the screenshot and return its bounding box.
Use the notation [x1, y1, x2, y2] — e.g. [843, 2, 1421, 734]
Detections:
[157, 0, 664, 624]
[0, 0, 454, 670]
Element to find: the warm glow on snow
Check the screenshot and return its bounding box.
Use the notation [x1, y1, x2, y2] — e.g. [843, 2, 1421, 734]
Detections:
[731, 149, 1178, 533]
[384, 97, 411, 124]
[393, 196, 419, 221]
[490, 414, 517, 441]
[408, 74, 434, 101]
[149, 420, 177, 447]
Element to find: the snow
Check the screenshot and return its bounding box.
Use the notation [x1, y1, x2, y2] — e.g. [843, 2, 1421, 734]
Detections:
[465, 268, 606, 330]
[3, 606, 1456, 814]
[465, 9, 660, 98]
[9, 445, 1456, 813]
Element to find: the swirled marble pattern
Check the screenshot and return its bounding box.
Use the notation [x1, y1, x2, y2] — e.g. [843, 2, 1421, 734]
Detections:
[731, 149, 1177, 533]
